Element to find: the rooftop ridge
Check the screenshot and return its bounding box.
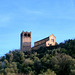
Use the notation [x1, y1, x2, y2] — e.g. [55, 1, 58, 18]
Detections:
[35, 36, 49, 43]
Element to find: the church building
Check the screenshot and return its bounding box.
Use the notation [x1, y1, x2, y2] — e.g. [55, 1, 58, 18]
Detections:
[32, 34, 56, 50]
[20, 31, 56, 51]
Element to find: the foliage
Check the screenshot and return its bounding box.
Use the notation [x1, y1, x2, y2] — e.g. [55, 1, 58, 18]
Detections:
[0, 39, 75, 75]
[39, 69, 56, 75]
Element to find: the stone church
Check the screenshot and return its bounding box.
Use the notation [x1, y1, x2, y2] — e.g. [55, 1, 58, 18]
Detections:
[21, 31, 57, 51]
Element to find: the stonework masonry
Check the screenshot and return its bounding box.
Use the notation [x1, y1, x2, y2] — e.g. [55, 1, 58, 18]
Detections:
[21, 31, 31, 51]
[21, 31, 57, 51]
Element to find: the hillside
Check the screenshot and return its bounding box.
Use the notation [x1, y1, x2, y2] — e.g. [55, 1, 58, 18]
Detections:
[0, 39, 75, 75]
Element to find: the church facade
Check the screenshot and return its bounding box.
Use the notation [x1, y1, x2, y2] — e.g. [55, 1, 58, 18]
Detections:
[20, 31, 56, 51]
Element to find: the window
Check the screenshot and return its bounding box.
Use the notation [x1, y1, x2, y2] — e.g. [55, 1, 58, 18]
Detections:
[24, 33, 27, 36]
[51, 39, 54, 42]
[48, 43, 50, 45]
[51, 37, 54, 42]
[28, 34, 30, 37]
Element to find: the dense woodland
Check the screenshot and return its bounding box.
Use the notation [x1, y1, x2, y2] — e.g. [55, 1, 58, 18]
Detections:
[0, 39, 75, 75]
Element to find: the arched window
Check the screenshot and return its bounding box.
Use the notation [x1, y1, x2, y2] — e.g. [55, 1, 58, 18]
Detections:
[28, 34, 30, 37]
[24, 33, 27, 36]
[51, 37, 54, 42]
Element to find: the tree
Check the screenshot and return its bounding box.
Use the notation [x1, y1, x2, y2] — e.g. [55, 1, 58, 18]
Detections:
[39, 69, 56, 75]
[22, 58, 34, 74]
[5, 53, 13, 63]
[70, 59, 75, 75]
[51, 53, 74, 75]
[4, 62, 18, 75]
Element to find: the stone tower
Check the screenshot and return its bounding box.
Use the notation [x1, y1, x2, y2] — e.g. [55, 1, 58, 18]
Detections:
[21, 31, 31, 51]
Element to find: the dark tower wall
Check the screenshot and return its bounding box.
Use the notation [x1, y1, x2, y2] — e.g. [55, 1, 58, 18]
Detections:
[21, 31, 31, 51]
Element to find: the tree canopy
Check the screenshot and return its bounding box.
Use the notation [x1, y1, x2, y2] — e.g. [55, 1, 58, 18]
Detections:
[0, 39, 75, 75]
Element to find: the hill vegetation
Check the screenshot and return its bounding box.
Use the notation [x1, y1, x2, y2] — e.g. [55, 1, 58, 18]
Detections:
[0, 39, 75, 75]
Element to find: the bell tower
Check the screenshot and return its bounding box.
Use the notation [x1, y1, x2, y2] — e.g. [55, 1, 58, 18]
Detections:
[21, 31, 31, 51]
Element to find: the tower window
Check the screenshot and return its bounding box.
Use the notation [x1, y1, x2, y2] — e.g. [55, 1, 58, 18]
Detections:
[28, 34, 30, 37]
[24, 33, 27, 36]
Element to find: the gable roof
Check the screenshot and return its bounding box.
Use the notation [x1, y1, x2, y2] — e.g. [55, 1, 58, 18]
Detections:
[49, 34, 56, 38]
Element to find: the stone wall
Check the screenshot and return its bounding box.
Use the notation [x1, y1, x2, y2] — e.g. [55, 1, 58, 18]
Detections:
[21, 31, 31, 51]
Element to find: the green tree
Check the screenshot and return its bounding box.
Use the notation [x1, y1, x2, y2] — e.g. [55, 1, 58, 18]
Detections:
[4, 62, 18, 75]
[51, 53, 74, 75]
[70, 59, 75, 75]
[39, 69, 56, 75]
[5, 53, 13, 63]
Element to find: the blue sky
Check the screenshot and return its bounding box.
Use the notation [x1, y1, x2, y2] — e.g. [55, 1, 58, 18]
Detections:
[0, 0, 75, 56]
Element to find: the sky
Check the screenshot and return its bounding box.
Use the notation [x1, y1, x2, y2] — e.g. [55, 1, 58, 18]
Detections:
[0, 0, 75, 57]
